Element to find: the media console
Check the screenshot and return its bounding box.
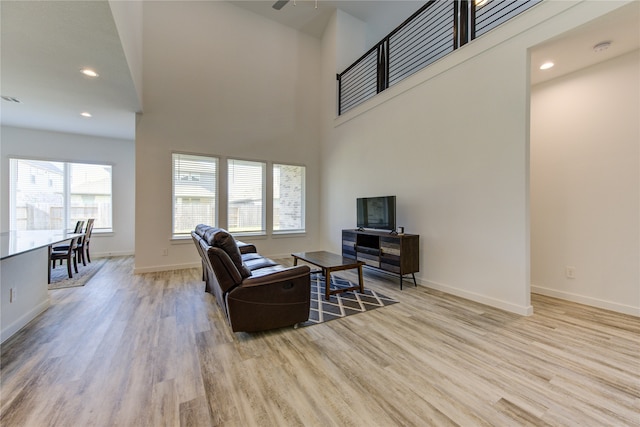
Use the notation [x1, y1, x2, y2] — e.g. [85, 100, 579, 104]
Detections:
[342, 229, 419, 289]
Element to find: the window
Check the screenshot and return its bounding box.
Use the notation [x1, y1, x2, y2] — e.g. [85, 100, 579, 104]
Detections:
[10, 158, 112, 231]
[171, 155, 304, 236]
[172, 153, 218, 236]
[273, 164, 305, 233]
[228, 159, 265, 234]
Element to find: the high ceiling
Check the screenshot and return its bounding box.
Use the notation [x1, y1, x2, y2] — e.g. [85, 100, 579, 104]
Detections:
[529, 2, 639, 85]
[230, 0, 423, 40]
[0, 1, 637, 141]
[0, 1, 140, 140]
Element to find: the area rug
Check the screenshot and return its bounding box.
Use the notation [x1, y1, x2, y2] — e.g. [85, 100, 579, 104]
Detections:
[48, 258, 106, 290]
[300, 273, 398, 327]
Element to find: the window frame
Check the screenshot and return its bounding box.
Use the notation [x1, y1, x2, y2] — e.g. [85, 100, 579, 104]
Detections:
[227, 158, 266, 236]
[172, 152, 219, 238]
[272, 163, 306, 234]
[9, 157, 114, 233]
[169, 154, 307, 239]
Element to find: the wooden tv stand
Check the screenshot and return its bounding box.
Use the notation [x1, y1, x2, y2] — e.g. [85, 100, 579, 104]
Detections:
[342, 229, 419, 289]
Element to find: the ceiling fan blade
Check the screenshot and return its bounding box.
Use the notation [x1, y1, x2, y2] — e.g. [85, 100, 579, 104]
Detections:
[272, 0, 289, 10]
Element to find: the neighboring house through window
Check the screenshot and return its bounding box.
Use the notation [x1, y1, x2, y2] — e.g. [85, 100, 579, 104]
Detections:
[273, 163, 305, 233]
[9, 158, 113, 232]
[228, 159, 265, 234]
[172, 154, 305, 236]
[172, 153, 218, 236]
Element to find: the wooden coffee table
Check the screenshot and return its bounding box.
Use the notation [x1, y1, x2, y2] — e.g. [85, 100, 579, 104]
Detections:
[292, 251, 365, 300]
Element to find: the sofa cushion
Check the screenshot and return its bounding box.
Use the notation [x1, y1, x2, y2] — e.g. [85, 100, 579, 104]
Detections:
[241, 253, 263, 262]
[204, 227, 251, 279]
[244, 264, 287, 280]
[244, 256, 279, 272]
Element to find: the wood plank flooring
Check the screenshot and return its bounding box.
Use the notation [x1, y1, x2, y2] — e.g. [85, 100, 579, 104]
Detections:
[1, 256, 638, 426]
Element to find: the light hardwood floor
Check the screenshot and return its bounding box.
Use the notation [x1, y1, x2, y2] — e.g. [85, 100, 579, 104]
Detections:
[1, 256, 638, 426]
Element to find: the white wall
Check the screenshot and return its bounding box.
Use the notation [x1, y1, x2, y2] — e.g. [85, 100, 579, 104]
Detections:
[530, 50, 640, 316]
[0, 126, 135, 257]
[108, 0, 143, 110]
[335, 10, 368, 73]
[320, 0, 633, 315]
[134, 1, 322, 273]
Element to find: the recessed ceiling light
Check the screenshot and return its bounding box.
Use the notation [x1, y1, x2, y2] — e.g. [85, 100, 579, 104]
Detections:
[539, 62, 555, 70]
[80, 112, 92, 118]
[80, 68, 99, 78]
[593, 41, 612, 52]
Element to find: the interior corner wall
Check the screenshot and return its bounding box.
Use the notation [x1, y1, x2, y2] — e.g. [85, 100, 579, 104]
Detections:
[108, 0, 143, 109]
[0, 126, 135, 257]
[335, 10, 368, 72]
[318, 10, 338, 251]
[530, 50, 640, 316]
[134, 1, 322, 273]
[320, 0, 631, 315]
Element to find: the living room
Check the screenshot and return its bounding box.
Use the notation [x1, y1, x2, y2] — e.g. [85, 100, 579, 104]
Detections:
[6, 0, 637, 315]
[1, 1, 638, 425]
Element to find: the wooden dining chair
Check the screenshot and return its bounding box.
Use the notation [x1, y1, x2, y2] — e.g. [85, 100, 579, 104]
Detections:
[52, 220, 84, 266]
[49, 236, 80, 283]
[72, 220, 85, 234]
[77, 218, 95, 266]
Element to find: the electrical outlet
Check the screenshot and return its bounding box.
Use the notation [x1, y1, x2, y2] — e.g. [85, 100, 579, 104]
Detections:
[10, 288, 16, 303]
[162, 248, 168, 256]
[565, 266, 576, 279]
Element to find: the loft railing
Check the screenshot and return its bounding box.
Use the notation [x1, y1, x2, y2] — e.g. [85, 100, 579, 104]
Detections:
[337, 0, 542, 115]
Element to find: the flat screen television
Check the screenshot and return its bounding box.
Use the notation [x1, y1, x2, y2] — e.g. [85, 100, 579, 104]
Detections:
[357, 196, 396, 231]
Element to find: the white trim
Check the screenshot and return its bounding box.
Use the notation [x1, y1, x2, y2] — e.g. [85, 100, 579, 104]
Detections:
[170, 236, 193, 244]
[531, 285, 640, 317]
[424, 279, 534, 316]
[0, 299, 49, 344]
[271, 231, 307, 239]
[233, 233, 267, 241]
[92, 251, 134, 258]
[6, 154, 115, 166]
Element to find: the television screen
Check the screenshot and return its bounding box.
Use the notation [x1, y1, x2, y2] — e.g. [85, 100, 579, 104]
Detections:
[357, 196, 396, 231]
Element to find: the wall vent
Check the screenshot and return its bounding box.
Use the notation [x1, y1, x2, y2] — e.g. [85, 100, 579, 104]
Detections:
[1, 96, 22, 103]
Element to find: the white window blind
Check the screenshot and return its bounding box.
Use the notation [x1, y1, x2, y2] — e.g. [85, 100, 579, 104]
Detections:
[69, 163, 112, 231]
[10, 158, 112, 231]
[228, 159, 265, 234]
[172, 153, 218, 235]
[273, 164, 305, 233]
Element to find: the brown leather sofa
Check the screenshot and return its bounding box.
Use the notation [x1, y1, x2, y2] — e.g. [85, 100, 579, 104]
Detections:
[192, 224, 311, 332]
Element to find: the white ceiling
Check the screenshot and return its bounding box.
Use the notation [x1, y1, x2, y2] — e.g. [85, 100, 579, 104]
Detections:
[230, 0, 424, 40]
[0, 1, 140, 140]
[529, 2, 639, 85]
[1, 1, 637, 141]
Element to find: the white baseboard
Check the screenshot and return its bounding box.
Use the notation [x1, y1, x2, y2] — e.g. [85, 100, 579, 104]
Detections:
[283, 259, 535, 316]
[93, 250, 134, 258]
[423, 279, 534, 316]
[133, 261, 200, 274]
[531, 284, 640, 317]
[268, 252, 303, 261]
[1, 299, 49, 344]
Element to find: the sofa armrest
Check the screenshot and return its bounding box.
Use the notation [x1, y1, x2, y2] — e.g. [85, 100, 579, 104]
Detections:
[236, 241, 257, 254]
[226, 265, 311, 332]
[204, 244, 244, 291]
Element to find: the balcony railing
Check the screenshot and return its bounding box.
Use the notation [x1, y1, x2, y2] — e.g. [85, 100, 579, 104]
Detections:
[337, 0, 542, 115]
